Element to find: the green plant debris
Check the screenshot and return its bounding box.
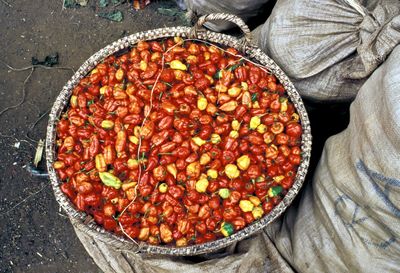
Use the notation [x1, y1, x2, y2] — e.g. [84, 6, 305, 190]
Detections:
[63, 0, 87, 8]
[157, 7, 188, 24]
[99, 0, 108, 7]
[31, 53, 59, 67]
[98, 10, 124, 22]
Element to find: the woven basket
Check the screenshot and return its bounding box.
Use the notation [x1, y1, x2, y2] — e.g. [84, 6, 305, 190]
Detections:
[46, 13, 312, 256]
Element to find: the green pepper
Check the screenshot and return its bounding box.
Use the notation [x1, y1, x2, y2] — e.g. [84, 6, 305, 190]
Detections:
[251, 93, 258, 103]
[214, 70, 222, 79]
[218, 188, 230, 199]
[268, 185, 283, 198]
[99, 172, 122, 189]
[227, 60, 245, 72]
[221, 222, 234, 237]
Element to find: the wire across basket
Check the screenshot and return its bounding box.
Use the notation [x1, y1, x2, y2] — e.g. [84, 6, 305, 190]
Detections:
[46, 13, 312, 256]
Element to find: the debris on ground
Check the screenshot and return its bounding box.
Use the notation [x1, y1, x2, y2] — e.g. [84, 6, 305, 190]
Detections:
[31, 53, 59, 67]
[99, 0, 108, 8]
[157, 7, 188, 24]
[97, 10, 124, 22]
[33, 139, 44, 167]
[100, 0, 126, 6]
[63, 0, 88, 8]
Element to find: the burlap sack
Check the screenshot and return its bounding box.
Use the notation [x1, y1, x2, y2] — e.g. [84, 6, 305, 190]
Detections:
[72, 218, 294, 273]
[266, 46, 400, 272]
[256, 0, 400, 102]
[184, 0, 271, 31]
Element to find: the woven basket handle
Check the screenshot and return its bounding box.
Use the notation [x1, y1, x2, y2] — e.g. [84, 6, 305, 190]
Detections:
[190, 13, 252, 51]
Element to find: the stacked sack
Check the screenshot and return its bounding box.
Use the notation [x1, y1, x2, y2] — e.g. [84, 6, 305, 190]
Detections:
[256, 0, 400, 102]
[259, 1, 400, 271]
[266, 44, 400, 272]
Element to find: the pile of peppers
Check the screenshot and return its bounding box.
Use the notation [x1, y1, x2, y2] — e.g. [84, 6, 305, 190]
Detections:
[54, 38, 303, 246]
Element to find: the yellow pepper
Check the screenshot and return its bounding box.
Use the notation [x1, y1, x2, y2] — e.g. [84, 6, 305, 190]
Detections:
[236, 155, 250, 171]
[176, 237, 187, 247]
[139, 60, 147, 71]
[197, 96, 208, 111]
[174, 36, 184, 44]
[215, 84, 227, 93]
[291, 113, 300, 122]
[249, 116, 261, 129]
[53, 161, 65, 169]
[231, 120, 240, 131]
[138, 227, 150, 241]
[122, 181, 137, 191]
[241, 81, 248, 91]
[100, 86, 109, 95]
[115, 68, 125, 82]
[242, 91, 251, 106]
[170, 60, 187, 71]
[129, 135, 139, 145]
[186, 161, 201, 179]
[280, 98, 288, 112]
[273, 175, 285, 183]
[158, 183, 168, 193]
[207, 169, 218, 179]
[101, 120, 115, 130]
[252, 207, 264, 219]
[199, 173, 208, 180]
[228, 86, 241, 97]
[239, 200, 254, 212]
[199, 153, 211, 165]
[127, 158, 139, 170]
[219, 101, 238, 112]
[249, 196, 261, 206]
[186, 55, 197, 64]
[256, 124, 267, 134]
[210, 133, 221, 144]
[70, 95, 78, 108]
[224, 164, 240, 179]
[252, 101, 260, 109]
[218, 188, 230, 199]
[195, 178, 209, 193]
[125, 188, 136, 201]
[95, 154, 107, 172]
[166, 163, 177, 178]
[192, 136, 206, 146]
[229, 130, 239, 139]
[205, 74, 214, 84]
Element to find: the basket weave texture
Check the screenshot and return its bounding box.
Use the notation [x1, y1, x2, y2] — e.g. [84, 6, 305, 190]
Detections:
[46, 13, 312, 256]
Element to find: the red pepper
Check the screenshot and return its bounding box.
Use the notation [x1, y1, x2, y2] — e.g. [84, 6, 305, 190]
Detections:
[146, 156, 158, 172]
[286, 122, 302, 138]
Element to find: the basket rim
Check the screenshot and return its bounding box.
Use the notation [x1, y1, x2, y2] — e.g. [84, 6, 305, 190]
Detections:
[46, 25, 312, 256]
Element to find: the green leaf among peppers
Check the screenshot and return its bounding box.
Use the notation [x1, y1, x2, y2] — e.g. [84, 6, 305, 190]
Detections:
[99, 172, 122, 189]
[221, 222, 234, 237]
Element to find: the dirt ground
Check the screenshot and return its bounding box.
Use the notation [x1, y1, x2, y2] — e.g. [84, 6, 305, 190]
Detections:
[0, 1, 349, 272]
